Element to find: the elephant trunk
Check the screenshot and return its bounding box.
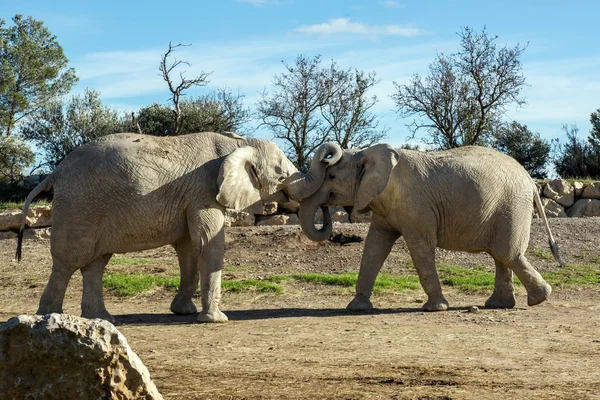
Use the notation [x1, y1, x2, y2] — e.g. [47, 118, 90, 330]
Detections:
[283, 142, 343, 201]
[299, 197, 332, 242]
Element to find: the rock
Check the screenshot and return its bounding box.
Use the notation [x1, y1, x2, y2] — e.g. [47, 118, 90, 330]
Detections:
[581, 182, 600, 199]
[224, 209, 255, 227]
[278, 200, 299, 214]
[541, 198, 567, 218]
[572, 181, 585, 196]
[0, 231, 17, 240]
[542, 179, 575, 207]
[256, 213, 299, 226]
[0, 314, 163, 400]
[468, 306, 479, 313]
[27, 205, 52, 227]
[0, 210, 22, 231]
[0, 206, 53, 231]
[535, 182, 543, 195]
[286, 213, 299, 225]
[331, 211, 351, 223]
[27, 227, 52, 239]
[352, 210, 372, 223]
[567, 199, 600, 217]
[255, 201, 278, 216]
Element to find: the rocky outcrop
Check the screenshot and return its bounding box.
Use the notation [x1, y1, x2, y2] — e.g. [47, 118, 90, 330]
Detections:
[224, 210, 255, 227]
[0, 313, 162, 400]
[543, 179, 575, 207]
[567, 199, 600, 217]
[4, 179, 600, 239]
[541, 198, 567, 218]
[256, 213, 300, 226]
[0, 205, 52, 231]
[581, 182, 600, 199]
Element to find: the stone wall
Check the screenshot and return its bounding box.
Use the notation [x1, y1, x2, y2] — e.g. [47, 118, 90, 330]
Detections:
[538, 179, 600, 218]
[1, 178, 598, 240]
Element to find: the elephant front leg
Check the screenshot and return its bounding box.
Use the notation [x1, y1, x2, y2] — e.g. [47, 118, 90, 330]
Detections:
[405, 237, 448, 311]
[170, 236, 199, 315]
[347, 217, 400, 311]
[189, 209, 228, 323]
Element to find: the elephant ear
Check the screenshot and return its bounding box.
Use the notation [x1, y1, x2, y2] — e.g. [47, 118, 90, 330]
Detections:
[354, 144, 399, 213]
[217, 147, 261, 211]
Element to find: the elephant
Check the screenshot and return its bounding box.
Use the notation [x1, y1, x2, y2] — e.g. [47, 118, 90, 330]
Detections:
[283, 143, 564, 312]
[16, 131, 298, 323]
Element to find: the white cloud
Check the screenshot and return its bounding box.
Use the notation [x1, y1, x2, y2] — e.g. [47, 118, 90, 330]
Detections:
[381, 1, 404, 8]
[295, 18, 424, 38]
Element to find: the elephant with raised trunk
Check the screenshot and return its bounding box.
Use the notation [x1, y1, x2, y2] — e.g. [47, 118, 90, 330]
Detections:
[17, 131, 297, 323]
[283, 143, 564, 312]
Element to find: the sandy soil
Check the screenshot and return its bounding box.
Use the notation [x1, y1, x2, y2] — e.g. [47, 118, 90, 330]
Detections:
[1, 217, 600, 399]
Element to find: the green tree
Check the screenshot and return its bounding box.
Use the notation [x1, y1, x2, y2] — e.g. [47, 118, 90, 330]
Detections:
[136, 88, 251, 136]
[0, 136, 34, 183]
[20, 88, 122, 170]
[0, 15, 78, 136]
[587, 108, 600, 152]
[392, 26, 527, 150]
[493, 121, 550, 179]
[553, 124, 600, 179]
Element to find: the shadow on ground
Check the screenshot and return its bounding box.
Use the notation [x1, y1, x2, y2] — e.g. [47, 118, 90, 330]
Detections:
[112, 306, 470, 326]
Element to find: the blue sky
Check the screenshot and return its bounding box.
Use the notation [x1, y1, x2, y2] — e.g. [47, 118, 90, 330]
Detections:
[3, 0, 599, 148]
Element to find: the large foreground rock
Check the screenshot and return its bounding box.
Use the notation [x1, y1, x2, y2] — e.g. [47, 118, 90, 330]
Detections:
[0, 313, 162, 400]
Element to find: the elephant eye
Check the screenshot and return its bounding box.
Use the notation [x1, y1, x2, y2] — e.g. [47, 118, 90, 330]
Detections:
[328, 173, 335, 180]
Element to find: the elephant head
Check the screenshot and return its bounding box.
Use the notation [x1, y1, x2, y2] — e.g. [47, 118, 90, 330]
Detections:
[216, 139, 298, 212]
[285, 143, 399, 241]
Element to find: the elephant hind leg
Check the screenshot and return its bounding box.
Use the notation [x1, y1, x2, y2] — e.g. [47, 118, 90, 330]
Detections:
[37, 257, 78, 316]
[485, 259, 516, 309]
[504, 254, 551, 306]
[81, 254, 114, 322]
[405, 237, 448, 312]
[170, 235, 199, 315]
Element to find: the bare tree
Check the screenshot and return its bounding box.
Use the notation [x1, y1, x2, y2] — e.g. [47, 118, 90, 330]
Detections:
[159, 42, 210, 135]
[321, 69, 388, 149]
[393, 26, 527, 149]
[258, 55, 386, 171]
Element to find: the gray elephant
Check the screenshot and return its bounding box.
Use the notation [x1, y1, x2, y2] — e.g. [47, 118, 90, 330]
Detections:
[17, 131, 297, 323]
[283, 143, 564, 311]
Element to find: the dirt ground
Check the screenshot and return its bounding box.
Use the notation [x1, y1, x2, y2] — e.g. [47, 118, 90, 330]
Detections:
[1, 217, 600, 399]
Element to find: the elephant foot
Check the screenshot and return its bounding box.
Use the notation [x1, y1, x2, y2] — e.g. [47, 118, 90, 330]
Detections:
[422, 297, 449, 312]
[485, 293, 516, 309]
[197, 309, 228, 323]
[527, 282, 552, 306]
[170, 298, 198, 315]
[81, 309, 116, 323]
[346, 295, 373, 311]
[36, 306, 63, 316]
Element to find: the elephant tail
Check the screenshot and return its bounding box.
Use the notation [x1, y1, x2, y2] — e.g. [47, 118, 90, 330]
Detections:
[532, 182, 566, 267]
[16, 176, 53, 262]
